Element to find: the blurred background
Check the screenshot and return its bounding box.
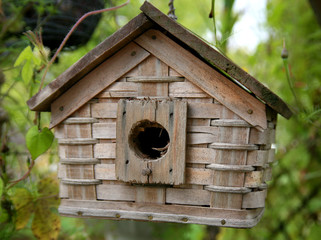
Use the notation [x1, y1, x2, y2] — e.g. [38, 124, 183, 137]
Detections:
[1, 0, 321, 239]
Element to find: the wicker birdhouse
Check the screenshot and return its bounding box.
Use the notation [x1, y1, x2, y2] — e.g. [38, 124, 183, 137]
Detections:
[28, 2, 292, 228]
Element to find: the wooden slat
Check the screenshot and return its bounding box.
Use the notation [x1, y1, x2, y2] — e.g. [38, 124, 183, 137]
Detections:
[127, 76, 184, 82]
[91, 103, 118, 119]
[94, 143, 116, 159]
[204, 185, 251, 194]
[135, 186, 166, 204]
[186, 147, 217, 164]
[134, 30, 267, 130]
[211, 119, 251, 127]
[249, 128, 275, 145]
[185, 168, 212, 185]
[60, 158, 99, 164]
[206, 164, 254, 172]
[165, 188, 211, 206]
[59, 183, 68, 198]
[96, 185, 135, 201]
[187, 102, 222, 119]
[209, 143, 258, 150]
[61, 179, 101, 185]
[244, 171, 263, 188]
[247, 150, 272, 167]
[63, 117, 98, 124]
[187, 133, 216, 145]
[59, 145, 93, 159]
[169, 82, 210, 98]
[242, 190, 267, 209]
[187, 126, 219, 136]
[58, 138, 98, 145]
[92, 123, 116, 139]
[50, 42, 150, 128]
[95, 164, 117, 180]
[59, 199, 264, 227]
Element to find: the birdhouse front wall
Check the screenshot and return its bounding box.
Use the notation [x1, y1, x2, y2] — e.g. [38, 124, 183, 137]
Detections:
[55, 36, 277, 227]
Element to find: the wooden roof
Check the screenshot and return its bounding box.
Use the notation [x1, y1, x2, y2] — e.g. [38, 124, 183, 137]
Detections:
[27, 1, 292, 120]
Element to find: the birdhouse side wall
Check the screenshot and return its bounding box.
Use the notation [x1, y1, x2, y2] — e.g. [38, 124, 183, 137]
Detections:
[55, 53, 277, 228]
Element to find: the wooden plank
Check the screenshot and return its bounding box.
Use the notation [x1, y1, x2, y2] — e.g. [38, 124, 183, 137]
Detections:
[187, 126, 219, 136]
[249, 128, 274, 145]
[28, 13, 153, 112]
[247, 150, 270, 167]
[134, 30, 267, 130]
[50, 42, 150, 128]
[59, 145, 93, 158]
[185, 168, 212, 185]
[91, 103, 118, 119]
[116, 100, 150, 184]
[127, 76, 184, 82]
[135, 186, 166, 204]
[211, 119, 251, 127]
[59, 183, 68, 198]
[242, 190, 267, 209]
[92, 123, 116, 139]
[187, 103, 222, 119]
[186, 147, 218, 164]
[244, 171, 263, 188]
[94, 143, 116, 159]
[187, 133, 216, 145]
[165, 188, 211, 206]
[95, 164, 117, 180]
[140, 2, 292, 119]
[169, 82, 210, 98]
[59, 199, 264, 228]
[63, 117, 98, 124]
[137, 55, 169, 97]
[96, 185, 135, 201]
[149, 100, 187, 185]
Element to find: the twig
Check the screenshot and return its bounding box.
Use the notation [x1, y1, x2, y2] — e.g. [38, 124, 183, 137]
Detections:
[168, 0, 177, 20]
[38, 0, 130, 91]
[7, 158, 35, 189]
[209, 0, 218, 46]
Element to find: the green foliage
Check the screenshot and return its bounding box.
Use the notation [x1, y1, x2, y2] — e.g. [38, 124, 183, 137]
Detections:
[26, 126, 54, 160]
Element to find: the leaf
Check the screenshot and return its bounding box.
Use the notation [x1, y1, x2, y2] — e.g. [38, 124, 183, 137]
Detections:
[21, 60, 33, 83]
[26, 126, 54, 160]
[14, 46, 33, 67]
[32, 176, 60, 240]
[32, 207, 60, 240]
[10, 188, 34, 230]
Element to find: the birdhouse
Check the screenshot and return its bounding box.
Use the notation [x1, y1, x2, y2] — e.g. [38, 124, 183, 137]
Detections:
[27, 2, 292, 228]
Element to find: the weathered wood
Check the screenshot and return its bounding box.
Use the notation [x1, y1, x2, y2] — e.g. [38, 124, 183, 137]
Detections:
[61, 179, 101, 185]
[59, 145, 93, 158]
[116, 99, 187, 185]
[244, 171, 263, 188]
[59, 199, 265, 228]
[60, 158, 100, 164]
[169, 82, 210, 98]
[187, 102, 222, 119]
[28, 13, 153, 112]
[134, 30, 267, 130]
[249, 128, 275, 145]
[63, 117, 98, 124]
[50, 42, 150, 128]
[204, 185, 251, 194]
[187, 126, 218, 135]
[165, 188, 211, 206]
[97, 82, 138, 98]
[209, 143, 258, 150]
[59, 183, 68, 198]
[186, 148, 217, 164]
[140, 1, 292, 119]
[96, 184, 135, 201]
[94, 143, 116, 159]
[187, 133, 217, 145]
[95, 164, 117, 180]
[137, 55, 169, 97]
[127, 76, 184, 82]
[185, 168, 212, 185]
[211, 119, 251, 127]
[92, 123, 116, 139]
[206, 164, 254, 172]
[149, 100, 187, 185]
[135, 186, 166, 204]
[242, 190, 267, 209]
[58, 138, 98, 145]
[91, 103, 118, 119]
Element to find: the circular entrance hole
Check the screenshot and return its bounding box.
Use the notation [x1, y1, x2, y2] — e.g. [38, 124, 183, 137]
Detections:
[129, 120, 170, 160]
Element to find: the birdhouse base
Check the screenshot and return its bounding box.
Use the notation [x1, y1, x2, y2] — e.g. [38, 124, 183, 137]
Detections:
[59, 199, 264, 228]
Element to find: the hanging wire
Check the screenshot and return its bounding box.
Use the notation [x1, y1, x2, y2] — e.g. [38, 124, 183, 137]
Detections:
[168, 0, 177, 20]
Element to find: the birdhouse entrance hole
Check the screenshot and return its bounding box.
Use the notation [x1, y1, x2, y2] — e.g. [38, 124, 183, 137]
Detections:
[129, 120, 170, 160]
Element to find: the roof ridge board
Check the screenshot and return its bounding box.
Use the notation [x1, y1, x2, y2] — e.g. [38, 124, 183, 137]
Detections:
[27, 13, 154, 112]
[140, 1, 292, 119]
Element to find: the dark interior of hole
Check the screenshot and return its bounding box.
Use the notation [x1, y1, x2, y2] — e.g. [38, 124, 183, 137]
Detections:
[135, 126, 170, 159]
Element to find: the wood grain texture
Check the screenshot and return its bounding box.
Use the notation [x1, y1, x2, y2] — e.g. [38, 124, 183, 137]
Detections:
[50, 42, 150, 128]
[96, 184, 135, 201]
[166, 188, 211, 206]
[134, 30, 267, 130]
[135, 186, 165, 204]
[242, 190, 267, 208]
[140, 1, 292, 119]
[59, 199, 264, 228]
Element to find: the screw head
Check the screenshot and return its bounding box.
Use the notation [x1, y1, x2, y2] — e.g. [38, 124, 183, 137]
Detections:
[59, 106, 64, 111]
[151, 35, 157, 40]
[221, 219, 226, 225]
[142, 168, 152, 176]
[131, 51, 136, 56]
[247, 109, 253, 114]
